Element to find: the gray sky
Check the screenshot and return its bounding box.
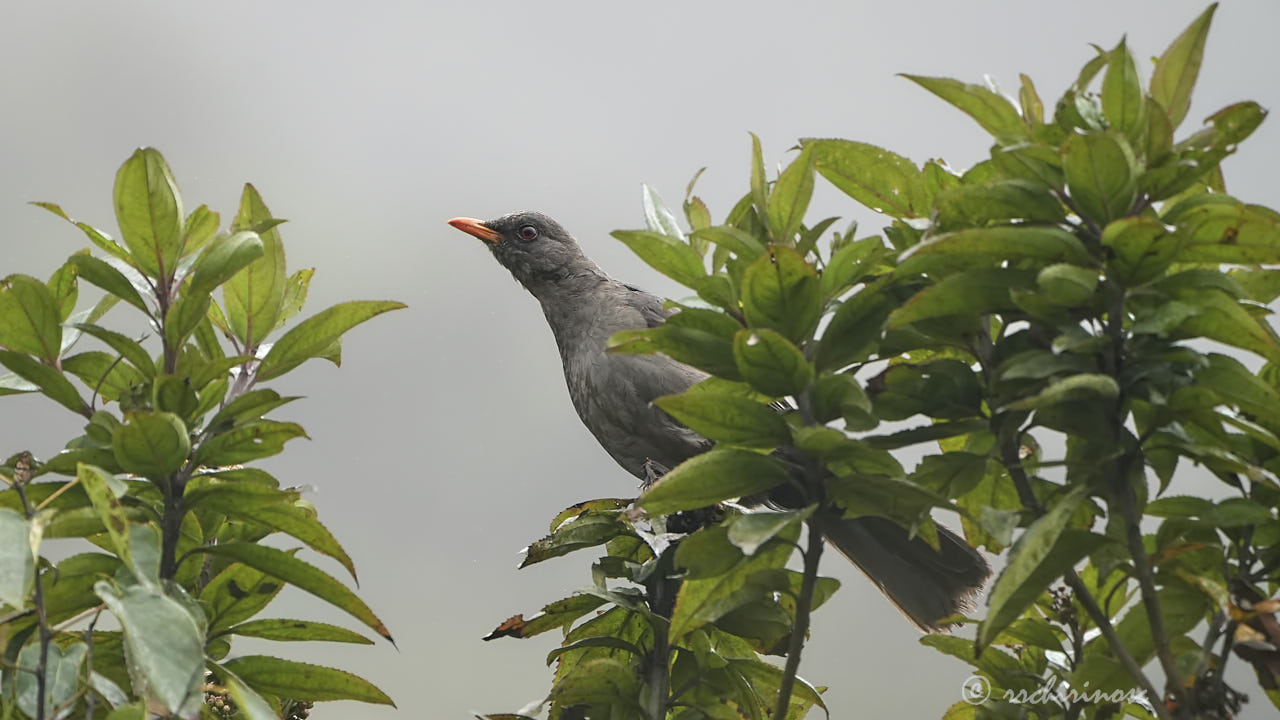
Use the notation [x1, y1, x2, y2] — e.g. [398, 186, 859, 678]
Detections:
[3, 2, 1278, 718]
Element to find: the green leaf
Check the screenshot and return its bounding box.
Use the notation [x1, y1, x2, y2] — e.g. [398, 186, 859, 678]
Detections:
[815, 277, 894, 371]
[639, 449, 793, 516]
[1005, 373, 1119, 410]
[1037, 264, 1099, 306]
[750, 132, 769, 220]
[70, 323, 155, 378]
[193, 543, 393, 642]
[224, 184, 287, 347]
[113, 148, 185, 280]
[1150, 3, 1217, 129]
[77, 464, 134, 568]
[66, 254, 151, 314]
[1063, 132, 1138, 224]
[726, 509, 811, 555]
[732, 327, 813, 397]
[0, 350, 85, 415]
[522, 514, 628, 568]
[0, 508, 34, 607]
[1101, 37, 1146, 145]
[933, 179, 1065, 229]
[112, 411, 190, 478]
[610, 229, 704, 289]
[212, 667, 279, 720]
[222, 655, 394, 705]
[189, 483, 357, 580]
[889, 269, 1035, 327]
[0, 274, 64, 362]
[868, 360, 984, 421]
[655, 390, 789, 449]
[741, 246, 822, 343]
[990, 143, 1064, 189]
[1102, 216, 1177, 285]
[806, 138, 928, 218]
[95, 580, 205, 714]
[255, 300, 405, 381]
[201, 560, 287, 632]
[608, 325, 739, 379]
[668, 523, 799, 640]
[901, 74, 1026, 140]
[1018, 73, 1044, 125]
[1167, 198, 1280, 265]
[896, 226, 1090, 276]
[1172, 288, 1280, 364]
[766, 147, 815, 241]
[483, 594, 607, 640]
[182, 204, 221, 256]
[820, 236, 887, 299]
[15, 639, 87, 719]
[272, 267, 315, 332]
[227, 618, 373, 644]
[31, 200, 133, 263]
[692, 226, 766, 261]
[46, 260, 79, 323]
[188, 231, 265, 297]
[195, 419, 307, 465]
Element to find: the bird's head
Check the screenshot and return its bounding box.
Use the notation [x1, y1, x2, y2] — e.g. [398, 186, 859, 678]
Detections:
[448, 211, 599, 294]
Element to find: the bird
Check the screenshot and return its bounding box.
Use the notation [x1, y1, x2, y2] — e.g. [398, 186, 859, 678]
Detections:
[448, 210, 990, 632]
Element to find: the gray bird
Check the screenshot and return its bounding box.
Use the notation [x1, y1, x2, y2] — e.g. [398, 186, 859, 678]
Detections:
[449, 210, 990, 632]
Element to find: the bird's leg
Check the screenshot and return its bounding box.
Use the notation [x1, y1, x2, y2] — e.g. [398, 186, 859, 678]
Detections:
[640, 458, 670, 490]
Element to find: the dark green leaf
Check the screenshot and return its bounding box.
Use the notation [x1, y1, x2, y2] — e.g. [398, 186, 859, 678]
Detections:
[815, 277, 894, 371]
[668, 522, 799, 639]
[609, 325, 739, 379]
[193, 543, 393, 643]
[639, 449, 792, 516]
[66, 254, 151, 314]
[889, 269, 1035, 327]
[484, 594, 606, 640]
[1150, 3, 1217, 129]
[691, 226, 766, 261]
[188, 231, 265, 297]
[255, 300, 405, 381]
[1101, 37, 1146, 144]
[195, 419, 307, 465]
[901, 74, 1026, 140]
[0, 274, 63, 362]
[611, 229, 705, 289]
[934, 180, 1065, 229]
[766, 147, 815, 241]
[70, 323, 154, 378]
[201, 560, 286, 632]
[112, 411, 190, 478]
[0, 350, 85, 415]
[113, 148, 184, 279]
[1172, 288, 1280, 364]
[1005, 373, 1119, 411]
[1166, 198, 1280, 265]
[1102, 216, 1177, 285]
[222, 655, 394, 705]
[655, 390, 789, 449]
[1037, 264, 1099, 306]
[227, 618, 373, 644]
[732, 328, 813, 397]
[741, 246, 822, 343]
[806, 138, 928, 218]
[868, 360, 984, 421]
[1063, 132, 1138, 224]
[896, 226, 1090, 276]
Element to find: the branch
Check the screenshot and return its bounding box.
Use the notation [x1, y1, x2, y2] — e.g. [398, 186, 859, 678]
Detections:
[773, 512, 824, 720]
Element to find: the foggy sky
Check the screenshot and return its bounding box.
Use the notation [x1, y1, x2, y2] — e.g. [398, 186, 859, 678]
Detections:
[2, 2, 1278, 718]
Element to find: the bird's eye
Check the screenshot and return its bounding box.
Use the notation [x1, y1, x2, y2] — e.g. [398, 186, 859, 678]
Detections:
[518, 225, 539, 241]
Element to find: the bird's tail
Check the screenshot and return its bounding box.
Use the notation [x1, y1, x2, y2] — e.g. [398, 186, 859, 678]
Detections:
[822, 513, 991, 632]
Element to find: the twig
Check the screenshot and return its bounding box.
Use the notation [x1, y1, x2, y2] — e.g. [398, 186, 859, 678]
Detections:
[640, 550, 676, 720]
[772, 512, 824, 720]
[82, 608, 103, 720]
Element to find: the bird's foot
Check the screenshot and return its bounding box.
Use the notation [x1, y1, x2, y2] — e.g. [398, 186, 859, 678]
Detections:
[640, 459, 670, 490]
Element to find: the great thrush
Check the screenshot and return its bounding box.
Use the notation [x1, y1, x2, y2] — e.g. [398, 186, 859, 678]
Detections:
[449, 210, 990, 632]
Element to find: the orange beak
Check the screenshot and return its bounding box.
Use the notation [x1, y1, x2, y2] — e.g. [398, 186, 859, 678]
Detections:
[448, 217, 501, 244]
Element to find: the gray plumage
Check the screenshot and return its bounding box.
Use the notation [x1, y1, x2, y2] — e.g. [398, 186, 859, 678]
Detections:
[452, 211, 990, 632]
